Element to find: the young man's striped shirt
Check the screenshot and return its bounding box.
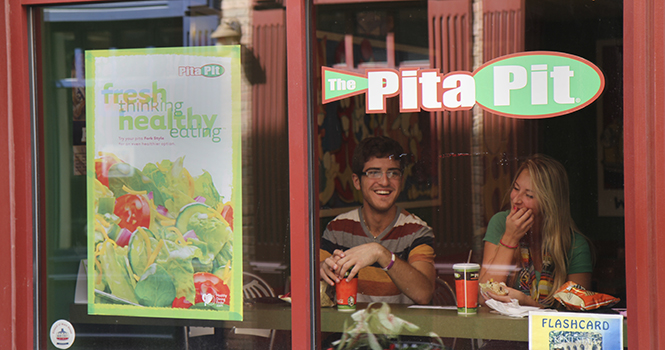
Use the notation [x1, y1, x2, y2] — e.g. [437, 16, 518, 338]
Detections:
[320, 206, 435, 304]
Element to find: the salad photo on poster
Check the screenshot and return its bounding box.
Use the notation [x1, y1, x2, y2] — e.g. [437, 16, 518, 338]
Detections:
[85, 46, 243, 321]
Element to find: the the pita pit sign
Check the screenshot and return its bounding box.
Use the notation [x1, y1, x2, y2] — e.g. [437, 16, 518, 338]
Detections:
[322, 51, 605, 119]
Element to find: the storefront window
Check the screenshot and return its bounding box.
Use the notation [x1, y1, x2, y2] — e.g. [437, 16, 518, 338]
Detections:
[315, 0, 623, 347]
[32, 0, 624, 347]
[36, 1, 291, 349]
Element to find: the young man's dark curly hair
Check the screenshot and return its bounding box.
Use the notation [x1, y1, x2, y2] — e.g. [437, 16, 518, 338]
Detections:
[351, 136, 406, 175]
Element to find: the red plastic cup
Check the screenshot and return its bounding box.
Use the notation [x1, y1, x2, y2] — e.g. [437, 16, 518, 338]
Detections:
[335, 273, 358, 312]
[453, 263, 480, 315]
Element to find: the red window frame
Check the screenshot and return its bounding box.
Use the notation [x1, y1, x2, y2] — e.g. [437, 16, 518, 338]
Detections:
[1, 0, 664, 349]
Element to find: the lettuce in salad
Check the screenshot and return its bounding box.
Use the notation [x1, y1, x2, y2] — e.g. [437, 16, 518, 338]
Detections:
[92, 154, 234, 309]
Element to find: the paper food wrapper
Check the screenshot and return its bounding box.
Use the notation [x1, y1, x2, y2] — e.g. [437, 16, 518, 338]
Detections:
[321, 281, 336, 307]
[485, 298, 545, 318]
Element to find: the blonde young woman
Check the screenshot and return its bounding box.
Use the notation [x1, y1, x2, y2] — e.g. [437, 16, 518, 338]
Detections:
[479, 154, 593, 308]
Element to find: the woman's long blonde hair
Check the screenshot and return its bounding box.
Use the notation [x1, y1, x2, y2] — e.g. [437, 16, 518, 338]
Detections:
[509, 154, 589, 302]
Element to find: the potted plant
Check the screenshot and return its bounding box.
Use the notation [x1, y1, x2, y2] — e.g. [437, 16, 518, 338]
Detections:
[328, 302, 446, 350]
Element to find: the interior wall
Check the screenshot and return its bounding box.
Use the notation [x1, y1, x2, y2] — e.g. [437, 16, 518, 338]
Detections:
[525, 0, 625, 304]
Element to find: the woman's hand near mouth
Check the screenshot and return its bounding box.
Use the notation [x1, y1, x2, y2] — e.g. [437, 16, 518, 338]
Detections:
[503, 206, 534, 246]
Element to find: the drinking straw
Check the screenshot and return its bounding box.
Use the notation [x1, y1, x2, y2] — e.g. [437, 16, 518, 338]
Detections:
[467, 249, 472, 263]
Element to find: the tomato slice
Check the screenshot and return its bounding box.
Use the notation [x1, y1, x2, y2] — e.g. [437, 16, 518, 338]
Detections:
[114, 194, 151, 232]
[172, 296, 193, 309]
[193, 272, 230, 306]
[220, 204, 233, 231]
[95, 155, 120, 187]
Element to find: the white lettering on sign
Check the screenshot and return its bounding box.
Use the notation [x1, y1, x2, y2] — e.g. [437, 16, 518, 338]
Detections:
[401, 69, 419, 110]
[203, 65, 220, 76]
[531, 64, 548, 105]
[442, 73, 475, 109]
[367, 71, 399, 111]
[551, 66, 575, 104]
[494, 65, 527, 106]
[494, 65, 576, 107]
[365, 70, 475, 113]
[420, 71, 442, 109]
[327, 78, 356, 91]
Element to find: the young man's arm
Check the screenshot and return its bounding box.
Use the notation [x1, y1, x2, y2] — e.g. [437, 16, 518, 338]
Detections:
[333, 243, 436, 305]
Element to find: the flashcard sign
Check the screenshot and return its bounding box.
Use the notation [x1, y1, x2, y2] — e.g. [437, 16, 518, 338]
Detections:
[85, 46, 243, 321]
[322, 51, 605, 119]
[529, 311, 624, 350]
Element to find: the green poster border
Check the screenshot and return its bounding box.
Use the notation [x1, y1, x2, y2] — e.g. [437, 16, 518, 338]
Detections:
[85, 45, 243, 321]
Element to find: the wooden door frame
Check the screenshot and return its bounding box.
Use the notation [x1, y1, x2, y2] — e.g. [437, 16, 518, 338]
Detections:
[623, 0, 665, 348]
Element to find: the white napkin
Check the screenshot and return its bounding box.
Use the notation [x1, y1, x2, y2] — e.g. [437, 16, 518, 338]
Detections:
[485, 299, 553, 318]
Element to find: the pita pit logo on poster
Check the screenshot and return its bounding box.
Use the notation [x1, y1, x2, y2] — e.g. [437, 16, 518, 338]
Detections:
[178, 64, 225, 77]
[322, 51, 605, 119]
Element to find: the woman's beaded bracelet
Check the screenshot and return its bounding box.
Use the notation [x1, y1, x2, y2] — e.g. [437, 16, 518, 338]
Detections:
[499, 239, 518, 249]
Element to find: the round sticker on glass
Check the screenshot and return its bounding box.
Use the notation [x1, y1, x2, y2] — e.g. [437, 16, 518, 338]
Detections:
[50, 319, 75, 349]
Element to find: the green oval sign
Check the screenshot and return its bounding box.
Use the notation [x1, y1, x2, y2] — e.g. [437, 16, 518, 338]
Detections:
[201, 64, 224, 77]
[473, 51, 605, 118]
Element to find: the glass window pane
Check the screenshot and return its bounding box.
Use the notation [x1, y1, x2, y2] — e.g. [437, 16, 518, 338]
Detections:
[36, 1, 291, 349]
[315, 0, 623, 347]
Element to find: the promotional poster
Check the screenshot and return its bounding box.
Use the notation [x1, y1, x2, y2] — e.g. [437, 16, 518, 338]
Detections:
[85, 46, 243, 320]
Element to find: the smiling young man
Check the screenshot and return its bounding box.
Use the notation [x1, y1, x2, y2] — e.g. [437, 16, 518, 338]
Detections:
[319, 136, 436, 305]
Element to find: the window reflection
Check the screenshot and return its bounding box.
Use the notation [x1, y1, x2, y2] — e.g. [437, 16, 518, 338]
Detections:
[316, 0, 623, 346]
[38, 1, 291, 349]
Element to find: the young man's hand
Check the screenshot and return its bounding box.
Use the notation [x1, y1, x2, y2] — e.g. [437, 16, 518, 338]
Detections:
[332, 243, 391, 281]
[320, 249, 345, 285]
